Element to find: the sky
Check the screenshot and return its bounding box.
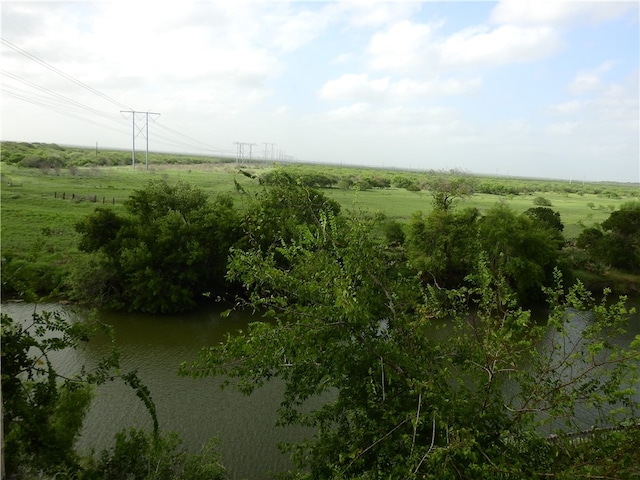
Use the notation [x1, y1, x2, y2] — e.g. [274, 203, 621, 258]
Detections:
[1, 0, 638, 183]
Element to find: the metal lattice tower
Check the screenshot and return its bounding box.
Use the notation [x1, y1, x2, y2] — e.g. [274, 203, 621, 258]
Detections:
[121, 110, 161, 169]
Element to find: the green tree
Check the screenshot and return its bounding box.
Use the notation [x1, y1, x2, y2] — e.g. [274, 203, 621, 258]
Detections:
[184, 202, 639, 478]
[240, 169, 341, 255]
[599, 202, 640, 271]
[73, 180, 242, 313]
[524, 206, 564, 235]
[405, 207, 479, 288]
[88, 429, 226, 480]
[1, 312, 95, 475]
[425, 172, 476, 211]
[576, 202, 640, 273]
[478, 204, 562, 302]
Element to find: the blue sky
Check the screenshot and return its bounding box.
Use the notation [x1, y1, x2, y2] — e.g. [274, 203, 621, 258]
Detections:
[2, 1, 638, 182]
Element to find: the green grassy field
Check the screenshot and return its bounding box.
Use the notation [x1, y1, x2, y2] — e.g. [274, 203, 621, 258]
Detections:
[2, 142, 639, 298]
[2, 160, 634, 258]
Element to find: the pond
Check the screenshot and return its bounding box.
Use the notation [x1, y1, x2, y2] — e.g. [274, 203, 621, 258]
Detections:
[2, 299, 639, 479]
[1, 302, 311, 480]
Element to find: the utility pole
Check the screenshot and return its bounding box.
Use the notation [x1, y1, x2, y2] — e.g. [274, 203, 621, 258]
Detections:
[247, 143, 257, 162]
[233, 142, 243, 164]
[263, 142, 276, 160]
[121, 110, 160, 169]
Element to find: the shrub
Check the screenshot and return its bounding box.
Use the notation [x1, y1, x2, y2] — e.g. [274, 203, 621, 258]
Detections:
[533, 196, 552, 206]
[89, 428, 226, 480]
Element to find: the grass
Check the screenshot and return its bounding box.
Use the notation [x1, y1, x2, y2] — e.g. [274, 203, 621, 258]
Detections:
[2, 151, 639, 297]
[1, 160, 636, 255]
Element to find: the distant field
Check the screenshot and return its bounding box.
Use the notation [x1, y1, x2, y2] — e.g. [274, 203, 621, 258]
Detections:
[2, 160, 636, 262]
[0, 163, 257, 257]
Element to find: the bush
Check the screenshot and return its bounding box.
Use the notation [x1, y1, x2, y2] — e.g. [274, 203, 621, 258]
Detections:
[533, 196, 552, 206]
[88, 428, 226, 480]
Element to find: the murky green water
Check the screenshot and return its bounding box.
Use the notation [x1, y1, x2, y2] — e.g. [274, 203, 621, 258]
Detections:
[1, 302, 311, 480]
[2, 300, 639, 479]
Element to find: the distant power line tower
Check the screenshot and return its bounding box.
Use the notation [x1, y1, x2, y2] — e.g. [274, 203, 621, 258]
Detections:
[121, 110, 160, 169]
[247, 143, 257, 161]
[233, 142, 258, 164]
[233, 142, 245, 164]
[263, 142, 276, 160]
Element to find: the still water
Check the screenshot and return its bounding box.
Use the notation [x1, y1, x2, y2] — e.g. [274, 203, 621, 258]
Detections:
[1, 302, 310, 480]
[2, 300, 639, 479]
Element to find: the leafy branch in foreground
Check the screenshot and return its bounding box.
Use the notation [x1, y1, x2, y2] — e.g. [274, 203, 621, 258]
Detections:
[0, 309, 160, 477]
[183, 208, 639, 479]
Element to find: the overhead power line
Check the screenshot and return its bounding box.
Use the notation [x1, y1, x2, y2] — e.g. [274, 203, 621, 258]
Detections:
[1, 70, 129, 127]
[1, 37, 132, 111]
[1, 87, 129, 136]
[2, 38, 235, 158]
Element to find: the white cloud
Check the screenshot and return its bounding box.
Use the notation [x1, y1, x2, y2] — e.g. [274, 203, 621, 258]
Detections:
[545, 121, 581, 136]
[438, 24, 561, 68]
[319, 73, 481, 102]
[367, 20, 440, 71]
[337, 0, 421, 28]
[567, 61, 617, 95]
[490, 0, 636, 26]
[548, 100, 587, 115]
[323, 102, 370, 122]
[365, 19, 562, 75]
[269, 5, 336, 52]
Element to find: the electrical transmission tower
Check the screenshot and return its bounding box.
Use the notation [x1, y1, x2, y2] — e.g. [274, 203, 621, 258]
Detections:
[247, 143, 257, 161]
[233, 142, 258, 164]
[121, 110, 161, 169]
[233, 142, 244, 164]
[263, 142, 277, 160]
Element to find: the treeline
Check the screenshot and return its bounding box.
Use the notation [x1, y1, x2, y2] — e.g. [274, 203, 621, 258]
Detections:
[259, 165, 637, 197]
[52, 171, 639, 313]
[2, 141, 637, 199]
[0, 141, 232, 169]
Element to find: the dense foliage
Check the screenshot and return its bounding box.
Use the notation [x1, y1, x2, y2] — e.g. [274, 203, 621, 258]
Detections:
[576, 201, 640, 273]
[406, 203, 564, 302]
[72, 179, 242, 313]
[1, 311, 97, 475]
[184, 195, 640, 478]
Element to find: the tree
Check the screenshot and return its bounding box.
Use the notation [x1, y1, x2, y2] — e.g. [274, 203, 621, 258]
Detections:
[183, 202, 639, 478]
[599, 202, 640, 272]
[1, 311, 95, 475]
[73, 179, 242, 313]
[478, 204, 562, 302]
[524, 207, 564, 235]
[239, 169, 341, 255]
[576, 202, 640, 273]
[425, 172, 476, 211]
[405, 207, 479, 288]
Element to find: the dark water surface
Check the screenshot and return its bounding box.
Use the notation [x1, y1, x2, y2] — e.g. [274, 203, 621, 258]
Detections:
[1, 302, 311, 480]
[2, 300, 639, 479]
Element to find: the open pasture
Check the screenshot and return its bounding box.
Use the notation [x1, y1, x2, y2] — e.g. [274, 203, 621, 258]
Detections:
[1, 160, 637, 258]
